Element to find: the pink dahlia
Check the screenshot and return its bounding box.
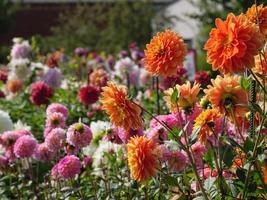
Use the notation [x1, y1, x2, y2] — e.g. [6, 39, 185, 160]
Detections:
[57, 155, 81, 180]
[0, 131, 21, 148]
[168, 151, 188, 172]
[15, 129, 32, 137]
[146, 126, 168, 144]
[45, 112, 66, 129]
[45, 128, 65, 151]
[14, 135, 37, 158]
[51, 163, 60, 179]
[83, 156, 92, 168]
[46, 103, 68, 119]
[64, 143, 79, 155]
[78, 85, 100, 105]
[66, 123, 92, 148]
[150, 113, 181, 129]
[113, 126, 143, 144]
[191, 142, 207, 169]
[34, 143, 55, 162]
[30, 81, 53, 106]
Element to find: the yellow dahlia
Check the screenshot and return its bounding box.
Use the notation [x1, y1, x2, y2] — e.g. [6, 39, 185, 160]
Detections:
[164, 81, 200, 112]
[194, 109, 221, 144]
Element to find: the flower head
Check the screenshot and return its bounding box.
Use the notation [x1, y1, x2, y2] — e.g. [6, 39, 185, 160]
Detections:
[7, 79, 23, 93]
[127, 136, 160, 182]
[30, 81, 53, 106]
[167, 151, 188, 172]
[204, 75, 248, 120]
[246, 4, 267, 39]
[0, 70, 8, 84]
[78, 85, 100, 105]
[164, 81, 200, 112]
[46, 112, 66, 129]
[204, 13, 264, 74]
[14, 135, 37, 158]
[66, 123, 92, 148]
[11, 40, 31, 59]
[46, 103, 68, 119]
[194, 109, 221, 144]
[45, 128, 65, 151]
[100, 81, 143, 131]
[34, 143, 55, 162]
[89, 69, 109, 88]
[143, 30, 187, 77]
[57, 155, 81, 180]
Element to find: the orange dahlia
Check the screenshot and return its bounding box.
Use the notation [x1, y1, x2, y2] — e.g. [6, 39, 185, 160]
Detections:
[164, 81, 200, 112]
[143, 30, 187, 77]
[100, 81, 143, 131]
[194, 109, 221, 144]
[204, 13, 264, 74]
[246, 4, 267, 39]
[127, 136, 160, 182]
[204, 75, 248, 120]
[263, 166, 267, 184]
[253, 50, 267, 75]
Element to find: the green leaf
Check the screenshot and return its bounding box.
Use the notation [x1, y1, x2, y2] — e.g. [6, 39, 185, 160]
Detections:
[240, 77, 250, 90]
[249, 102, 264, 116]
[171, 87, 179, 103]
[164, 175, 178, 186]
[243, 138, 254, 154]
[236, 168, 246, 182]
[204, 148, 214, 168]
[168, 127, 182, 140]
[222, 145, 234, 167]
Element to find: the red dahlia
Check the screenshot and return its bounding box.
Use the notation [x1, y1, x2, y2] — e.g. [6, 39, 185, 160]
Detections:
[30, 81, 53, 106]
[78, 85, 100, 105]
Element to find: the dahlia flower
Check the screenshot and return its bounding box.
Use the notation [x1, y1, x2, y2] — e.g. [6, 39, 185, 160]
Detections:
[204, 13, 264, 74]
[194, 109, 222, 144]
[11, 40, 31, 59]
[100, 81, 143, 131]
[143, 29, 187, 77]
[0, 70, 8, 83]
[45, 128, 65, 151]
[89, 69, 109, 88]
[127, 136, 160, 182]
[14, 135, 37, 158]
[167, 151, 188, 172]
[66, 123, 92, 148]
[57, 155, 81, 180]
[45, 112, 66, 129]
[78, 85, 100, 105]
[34, 143, 55, 162]
[204, 75, 248, 120]
[246, 4, 267, 39]
[30, 81, 53, 106]
[7, 79, 23, 93]
[164, 81, 200, 112]
[46, 103, 68, 119]
[43, 68, 62, 88]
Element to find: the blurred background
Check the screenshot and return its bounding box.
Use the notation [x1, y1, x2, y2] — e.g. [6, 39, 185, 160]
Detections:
[0, 0, 265, 70]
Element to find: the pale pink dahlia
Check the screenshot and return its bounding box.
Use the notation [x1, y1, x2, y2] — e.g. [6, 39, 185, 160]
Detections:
[46, 112, 66, 129]
[57, 155, 81, 180]
[45, 128, 65, 151]
[146, 126, 168, 144]
[34, 143, 55, 162]
[66, 123, 92, 148]
[46, 103, 68, 119]
[0, 155, 8, 171]
[14, 135, 37, 158]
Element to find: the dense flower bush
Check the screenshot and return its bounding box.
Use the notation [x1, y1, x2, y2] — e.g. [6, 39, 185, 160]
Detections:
[0, 4, 266, 199]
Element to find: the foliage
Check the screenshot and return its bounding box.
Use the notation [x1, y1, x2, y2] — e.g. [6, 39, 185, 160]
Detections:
[38, 0, 171, 54]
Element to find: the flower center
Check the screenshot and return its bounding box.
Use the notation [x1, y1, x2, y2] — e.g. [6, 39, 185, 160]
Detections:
[75, 123, 84, 133]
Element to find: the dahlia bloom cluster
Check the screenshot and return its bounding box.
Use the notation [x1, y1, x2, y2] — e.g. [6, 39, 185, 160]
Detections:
[30, 81, 53, 106]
